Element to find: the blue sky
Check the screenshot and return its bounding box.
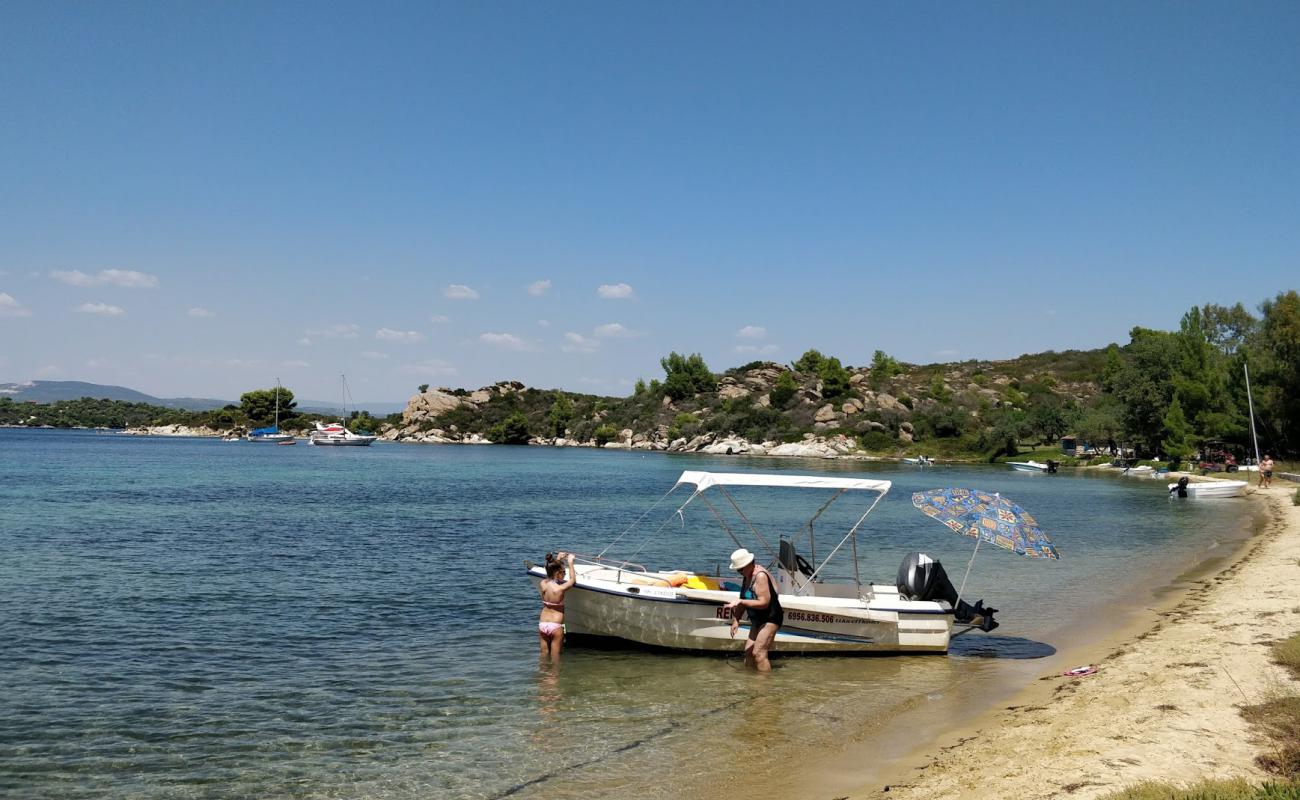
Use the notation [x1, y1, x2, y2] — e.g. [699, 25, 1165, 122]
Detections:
[1, 2, 1297, 402]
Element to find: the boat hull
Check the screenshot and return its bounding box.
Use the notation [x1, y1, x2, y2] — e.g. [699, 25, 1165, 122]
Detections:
[309, 437, 376, 446]
[527, 568, 952, 654]
[1168, 480, 1247, 498]
[1007, 461, 1047, 473]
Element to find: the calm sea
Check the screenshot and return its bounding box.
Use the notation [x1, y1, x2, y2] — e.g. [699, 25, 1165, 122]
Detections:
[0, 429, 1252, 798]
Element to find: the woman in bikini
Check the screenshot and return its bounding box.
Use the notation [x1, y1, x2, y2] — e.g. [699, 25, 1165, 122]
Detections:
[538, 551, 576, 660]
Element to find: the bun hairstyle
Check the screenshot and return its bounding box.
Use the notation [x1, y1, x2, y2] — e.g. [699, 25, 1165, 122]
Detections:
[545, 552, 564, 578]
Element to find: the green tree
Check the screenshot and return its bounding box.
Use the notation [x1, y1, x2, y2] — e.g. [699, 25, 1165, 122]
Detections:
[548, 394, 573, 438]
[768, 370, 798, 409]
[593, 424, 619, 446]
[1255, 290, 1300, 452]
[1161, 396, 1195, 466]
[869, 350, 902, 388]
[240, 386, 297, 425]
[489, 411, 532, 444]
[819, 356, 852, 401]
[1106, 327, 1179, 453]
[928, 373, 952, 403]
[660, 352, 716, 401]
[418, 384, 430, 393]
[793, 349, 827, 375]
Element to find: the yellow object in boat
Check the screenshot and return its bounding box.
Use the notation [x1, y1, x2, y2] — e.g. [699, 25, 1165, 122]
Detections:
[683, 575, 720, 590]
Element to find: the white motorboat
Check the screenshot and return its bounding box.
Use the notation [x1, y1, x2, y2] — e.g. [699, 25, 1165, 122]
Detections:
[1007, 460, 1049, 473]
[308, 421, 377, 446]
[525, 471, 1003, 655]
[1122, 465, 1154, 476]
[1168, 479, 1247, 499]
[901, 456, 934, 467]
[308, 374, 377, 446]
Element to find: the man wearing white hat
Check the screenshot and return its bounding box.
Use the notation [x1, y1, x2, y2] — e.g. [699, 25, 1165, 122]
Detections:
[722, 547, 783, 672]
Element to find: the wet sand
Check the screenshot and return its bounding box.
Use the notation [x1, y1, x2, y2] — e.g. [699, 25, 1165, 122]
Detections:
[841, 483, 1300, 799]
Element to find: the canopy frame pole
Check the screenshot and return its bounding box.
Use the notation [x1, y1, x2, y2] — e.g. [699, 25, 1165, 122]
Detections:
[716, 485, 776, 560]
[791, 489, 845, 568]
[596, 484, 683, 558]
[802, 490, 887, 586]
[697, 494, 748, 554]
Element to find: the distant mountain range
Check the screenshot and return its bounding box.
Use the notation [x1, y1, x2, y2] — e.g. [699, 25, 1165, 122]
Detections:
[0, 380, 406, 416]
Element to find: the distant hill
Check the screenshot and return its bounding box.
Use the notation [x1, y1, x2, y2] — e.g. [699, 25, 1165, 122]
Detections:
[0, 380, 404, 415]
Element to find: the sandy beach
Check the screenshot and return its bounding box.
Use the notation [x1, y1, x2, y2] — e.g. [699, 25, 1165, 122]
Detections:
[844, 483, 1300, 799]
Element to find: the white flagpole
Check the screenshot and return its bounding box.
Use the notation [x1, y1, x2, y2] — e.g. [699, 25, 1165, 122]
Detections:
[1244, 362, 1262, 482]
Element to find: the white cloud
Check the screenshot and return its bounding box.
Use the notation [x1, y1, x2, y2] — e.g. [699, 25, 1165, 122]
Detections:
[528, 279, 552, 296]
[594, 322, 641, 338]
[375, 328, 425, 343]
[281, 360, 310, 368]
[305, 323, 360, 341]
[398, 358, 458, 377]
[736, 325, 766, 339]
[85, 357, 109, 368]
[562, 332, 599, 353]
[361, 350, 390, 361]
[35, 365, 63, 378]
[52, 269, 159, 288]
[0, 292, 31, 317]
[479, 332, 535, 351]
[597, 282, 634, 299]
[444, 284, 479, 300]
[430, 314, 451, 324]
[76, 302, 125, 316]
[735, 344, 779, 355]
[299, 337, 313, 346]
[537, 319, 550, 327]
[188, 307, 216, 318]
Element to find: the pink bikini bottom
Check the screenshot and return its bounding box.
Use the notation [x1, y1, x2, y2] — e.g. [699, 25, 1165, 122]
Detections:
[538, 621, 563, 637]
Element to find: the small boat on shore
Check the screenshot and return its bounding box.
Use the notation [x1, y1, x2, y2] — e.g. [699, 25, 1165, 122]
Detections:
[1168, 478, 1247, 499]
[526, 471, 1031, 655]
[1122, 465, 1154, 476]
[901, 456, 934, 467]
[1008, 460, 1050, 473]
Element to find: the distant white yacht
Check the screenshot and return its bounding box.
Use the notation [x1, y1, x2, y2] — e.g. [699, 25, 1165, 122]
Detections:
[307, 375, 377, 447]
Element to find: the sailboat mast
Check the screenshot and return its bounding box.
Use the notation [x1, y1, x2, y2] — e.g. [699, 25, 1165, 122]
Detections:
[274, 378, 281, 431]
[1244, 362, 1262, 469]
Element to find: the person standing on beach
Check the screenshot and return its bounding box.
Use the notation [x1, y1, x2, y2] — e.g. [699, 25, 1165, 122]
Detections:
[1260, 454, 1274, 488]
[538, 551, 575, 661]
[723, 548, 783, 673]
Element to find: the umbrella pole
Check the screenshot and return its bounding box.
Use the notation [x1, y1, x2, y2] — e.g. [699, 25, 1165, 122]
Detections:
[955, 536, 982, 608]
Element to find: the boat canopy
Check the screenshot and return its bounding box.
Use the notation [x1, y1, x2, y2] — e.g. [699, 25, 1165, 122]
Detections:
[250, 426, 280, 435]
[675, 471, 891, 494]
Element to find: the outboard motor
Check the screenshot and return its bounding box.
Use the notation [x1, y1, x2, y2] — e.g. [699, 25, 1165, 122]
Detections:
[1171, 476, 1190, 498]
[896, 552, 999, 632]
[1046, 459, 1059, 474]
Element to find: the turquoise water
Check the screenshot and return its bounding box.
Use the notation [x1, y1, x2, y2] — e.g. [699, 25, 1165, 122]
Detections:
[0, 429, 1251, 798]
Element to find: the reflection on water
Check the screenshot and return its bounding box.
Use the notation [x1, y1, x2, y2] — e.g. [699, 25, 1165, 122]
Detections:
[0, 430, 1254, 799]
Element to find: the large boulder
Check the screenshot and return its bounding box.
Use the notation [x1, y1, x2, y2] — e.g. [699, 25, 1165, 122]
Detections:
[402, 389, 468, 424]
[814, 404, 839, 423]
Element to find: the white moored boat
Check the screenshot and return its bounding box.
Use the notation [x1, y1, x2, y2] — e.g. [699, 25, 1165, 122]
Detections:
[1168, 479, 1247, 499]
[1007, 460, 1049, 473]
[526, 471, 1003, 655]
[307, 374, 377, 446]
[308, 421, 377, 446]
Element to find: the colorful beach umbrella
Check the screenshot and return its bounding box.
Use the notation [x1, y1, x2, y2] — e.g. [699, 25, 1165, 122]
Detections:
[910, 488, 1060, 560]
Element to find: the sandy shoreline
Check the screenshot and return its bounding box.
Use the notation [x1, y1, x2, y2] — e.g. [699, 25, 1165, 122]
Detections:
[835, 483, 1300, 799]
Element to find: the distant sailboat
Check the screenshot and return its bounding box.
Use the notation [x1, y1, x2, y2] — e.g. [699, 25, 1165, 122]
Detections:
[308, 375, 377, 447]
[248, 379, 294, 443]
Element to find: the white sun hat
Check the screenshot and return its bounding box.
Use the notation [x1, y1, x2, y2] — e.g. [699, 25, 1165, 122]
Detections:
[729, 548, 755, 571]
